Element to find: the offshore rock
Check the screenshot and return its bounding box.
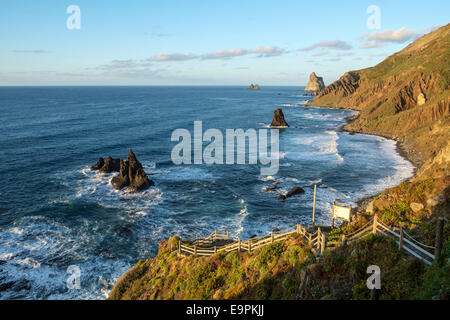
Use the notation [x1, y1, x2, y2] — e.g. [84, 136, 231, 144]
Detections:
[270, 108, 289, 127]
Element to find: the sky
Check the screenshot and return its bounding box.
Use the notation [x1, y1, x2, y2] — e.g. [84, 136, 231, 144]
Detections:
[0, 0, 448, 86]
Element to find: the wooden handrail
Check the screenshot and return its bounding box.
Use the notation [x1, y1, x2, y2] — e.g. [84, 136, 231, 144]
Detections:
[176, 217, 443, 265]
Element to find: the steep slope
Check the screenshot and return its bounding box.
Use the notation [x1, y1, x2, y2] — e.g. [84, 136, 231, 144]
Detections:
[308, 24, 450, 217]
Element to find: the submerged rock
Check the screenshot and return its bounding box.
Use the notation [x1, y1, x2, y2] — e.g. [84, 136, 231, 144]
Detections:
[270, 108, 289, 127]
[305, 72, 325, 92]
[286, 187, 305, 198]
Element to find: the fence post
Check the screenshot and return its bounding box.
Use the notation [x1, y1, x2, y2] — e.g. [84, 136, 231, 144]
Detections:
[312, 184, 317, 227]
[331, 201, 335, 229]
[238, 238, 241, 252]
[308, 233, 312, 246]
[214, 246, 217, 254]
[317, 228, 321, 251]
[372, 215, 378, 234]
[321, 233, 326, 254]
[434, 218, 444, 260]
[178, 239, 181, 255]
[194, 245, 197, 256]
[297, 224, 300, 234]
[399, 227, 404, 250]
[249, 240, 252, 253]
[214, 229, 217, 241]
[271, 232, 274, 244]
[226, 231, 229, 240]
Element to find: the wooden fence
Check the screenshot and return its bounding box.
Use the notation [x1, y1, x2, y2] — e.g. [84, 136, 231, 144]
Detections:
[177, 215, 442, 265]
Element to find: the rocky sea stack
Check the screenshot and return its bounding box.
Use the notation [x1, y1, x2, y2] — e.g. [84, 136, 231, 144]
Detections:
[270, 108, 289, 127]
[305, 72, 325, 92]
[247, 84, 260, 90]
[91, 149, 154, 192]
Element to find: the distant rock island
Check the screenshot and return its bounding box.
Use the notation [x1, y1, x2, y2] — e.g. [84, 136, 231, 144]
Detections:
[91, 149, 154, 192]
[305, 72, 325, 92]
[247, 84, 260, 90]
[270, 108, 289, 127]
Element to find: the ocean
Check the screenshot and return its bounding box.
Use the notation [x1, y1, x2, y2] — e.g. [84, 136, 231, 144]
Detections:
[0, 86, 414, 299]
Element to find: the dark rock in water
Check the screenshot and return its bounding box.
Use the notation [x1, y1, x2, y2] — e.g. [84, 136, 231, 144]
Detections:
[250, 234, 257, 239]
[349, 131, 356, 135]
[90, 157, 105, 171]
[264, 186, 278, 193]
[99, 156, 121, 173]
[111, 149, 154, 192]
[111, 160, 130, 190]
[286, 187, 305, 198]
[272, 228, 280, 233]
[270, 108, 289, 127]
[278, 194, 286, 201]
[91, 149, 154, 192]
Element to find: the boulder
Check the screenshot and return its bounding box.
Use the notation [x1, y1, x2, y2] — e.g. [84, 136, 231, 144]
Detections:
[417, 93, 426, 106]
[270, 108, 289, 127]
[305, 72, 325, 92]
[410, 202, 424, 213]
[90, 157, 105, 171]
[98, 156, 121, 173]
[286, 187, 305, 198]
[278, 194, 286, 201]
[426, 197, 439, 207]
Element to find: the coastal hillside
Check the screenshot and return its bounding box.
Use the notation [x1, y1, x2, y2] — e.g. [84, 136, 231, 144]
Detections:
[109, 24, 449, 301]
[309, 24, 449, 220]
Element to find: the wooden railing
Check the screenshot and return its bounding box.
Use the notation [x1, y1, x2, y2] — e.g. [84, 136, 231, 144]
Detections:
[178, 224, 326, 257]
[177, 215, 442, 265]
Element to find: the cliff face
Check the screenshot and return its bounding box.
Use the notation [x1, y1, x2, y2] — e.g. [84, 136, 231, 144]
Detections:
[305, 72, 325, 92]
[308, 24, 450, 212]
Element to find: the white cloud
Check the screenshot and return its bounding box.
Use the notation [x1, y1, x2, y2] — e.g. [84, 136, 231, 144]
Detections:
[13, 49, 47, 54]
[147, 46, 286, 62]
[312, 51, 329, 57]
[148, 53, 197, 62]
[300, 40, 352, 51]
[360, 27, 419, 49]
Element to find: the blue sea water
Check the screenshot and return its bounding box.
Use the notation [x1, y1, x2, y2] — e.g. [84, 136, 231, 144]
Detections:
[0, 86, 414, 299]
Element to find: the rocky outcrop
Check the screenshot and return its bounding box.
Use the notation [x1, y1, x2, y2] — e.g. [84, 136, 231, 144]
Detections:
[305, 72, 325, 92]
[99, 157, 121, 173]
[91, 149, 154, 192]
[90, 157, 105, 171]
[270, 108, 289, 127]
[247, 84, 260, 90]
[111, 149, 154, 192]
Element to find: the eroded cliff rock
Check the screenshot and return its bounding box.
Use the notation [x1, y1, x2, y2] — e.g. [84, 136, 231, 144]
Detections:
[305, 72, 325, 92]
